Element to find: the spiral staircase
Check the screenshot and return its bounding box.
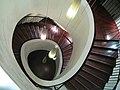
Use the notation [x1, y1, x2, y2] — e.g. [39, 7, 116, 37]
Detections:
[0, 0, 120, 90]
[12, 17, 73, 84]
[12, 3, 119, 90]
[65, 1, 120, 90]
[65, 40, 119, 90]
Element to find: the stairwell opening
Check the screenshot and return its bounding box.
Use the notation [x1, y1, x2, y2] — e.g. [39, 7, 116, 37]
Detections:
[12, 13, 74, 87]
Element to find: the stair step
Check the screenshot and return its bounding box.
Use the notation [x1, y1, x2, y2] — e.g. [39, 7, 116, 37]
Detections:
[91, 51, 116, 58]
[86, 60, 113, 75]
[82, 66, 106, 82]
[104, 87, 113, 90]
[106, 80, 117, 83]
[74, 78, 89, 90]
[91, 48, 117, 58]
[104, 83, 116, 87]
[94, 40, 119, 49]
[85, 63, 109, 75]
[106, 80, 117, 85]
[89, 54, 116, 66]
[62, 45, 73, 53]
[13, 30, 25, 43]
[68, 80, 80, 90]
[113, 68, 120, 71]
[109, 78, 118, 81]
[79, 70, 105, 88]
[29, 25, 39, 38]
[65, 81, 76, 90]
[76, 73, 102, 90]
[88, 57, 114, 67]
[112, 70, 120, 73]
[93, 45, 118, 51]
[82, 65, 109, 81]
[25, 24, 38, 39]
[19, 24, 34, 39]
[68, 78, 89, 90]
[110, 75, 119, 78]
[112, 72, 119, 76]
[16, 26, 30, 40]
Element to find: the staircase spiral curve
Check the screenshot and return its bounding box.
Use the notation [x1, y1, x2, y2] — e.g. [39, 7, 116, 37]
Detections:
[64, 1, 120, 90]
[12, 18, 73, 72]
[0, 0, 94, 89]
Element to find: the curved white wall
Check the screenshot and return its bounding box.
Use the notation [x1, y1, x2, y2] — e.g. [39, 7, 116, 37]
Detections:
[0, 0, 94, 89]
[21, 39, 63, 81]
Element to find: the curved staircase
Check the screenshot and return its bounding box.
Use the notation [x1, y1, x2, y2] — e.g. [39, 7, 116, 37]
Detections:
[12, 1, 120, 90]
[64, 1, 120, 90]
[12, 17, 73, 86]
[65, 40, 118, 90]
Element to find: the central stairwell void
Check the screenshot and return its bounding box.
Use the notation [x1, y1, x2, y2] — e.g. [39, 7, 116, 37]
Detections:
[21, 39, 63, 80]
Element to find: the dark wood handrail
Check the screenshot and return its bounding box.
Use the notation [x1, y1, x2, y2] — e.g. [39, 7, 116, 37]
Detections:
[95, 39, 119, 42]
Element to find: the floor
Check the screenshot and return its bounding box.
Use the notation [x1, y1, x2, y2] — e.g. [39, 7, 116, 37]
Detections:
[28, 50, 56, 80]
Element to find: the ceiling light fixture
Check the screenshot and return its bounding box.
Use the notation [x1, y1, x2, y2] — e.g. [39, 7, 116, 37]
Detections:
[40, 26, 47, 40]
[66, 0, 80, 19]
[42, 45, 58, 63]
[48, 46, 58, 60]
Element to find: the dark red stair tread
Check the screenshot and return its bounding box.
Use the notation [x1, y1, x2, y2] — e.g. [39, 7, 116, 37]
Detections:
[79, 70, 105, 88]
[89, 54, 116, 65]
[83, 65, 110, 81]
